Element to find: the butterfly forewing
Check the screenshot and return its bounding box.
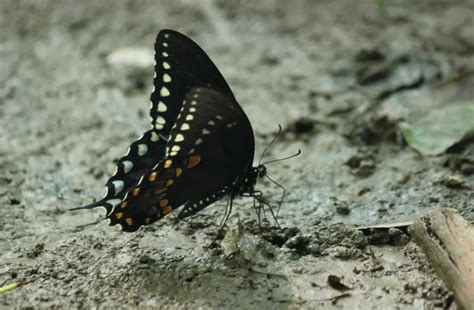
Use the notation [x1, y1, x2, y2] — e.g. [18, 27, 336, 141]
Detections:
[149, 29, 235, 135]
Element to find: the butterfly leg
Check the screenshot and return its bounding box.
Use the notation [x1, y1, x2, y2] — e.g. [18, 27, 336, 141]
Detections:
[251, 190, 265, 223]
[253, 195, 261, 226]
[241, 192, 262, 225]
[253, 192, 281, 229]
[219, 196, 233, 229]
[263, 174, 286, 217]
[253, 191, 264, 225]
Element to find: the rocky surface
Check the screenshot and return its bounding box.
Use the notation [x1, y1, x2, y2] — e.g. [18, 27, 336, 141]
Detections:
[1, 0, 473, 308]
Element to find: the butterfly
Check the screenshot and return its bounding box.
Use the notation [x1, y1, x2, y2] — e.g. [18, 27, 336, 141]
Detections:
[73, 29, 281, 232]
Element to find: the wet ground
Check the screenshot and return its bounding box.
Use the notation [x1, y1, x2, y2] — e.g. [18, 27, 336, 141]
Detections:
[1, 0, 473, 308]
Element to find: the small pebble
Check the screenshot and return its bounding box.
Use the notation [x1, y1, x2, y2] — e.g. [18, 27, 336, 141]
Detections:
[446, 175, 464, 188]
[106, 47, 153, 69]
[336, 203, 350, 215]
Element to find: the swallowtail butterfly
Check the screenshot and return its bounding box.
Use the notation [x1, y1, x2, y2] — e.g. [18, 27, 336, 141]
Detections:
[74, 29, 274, 232]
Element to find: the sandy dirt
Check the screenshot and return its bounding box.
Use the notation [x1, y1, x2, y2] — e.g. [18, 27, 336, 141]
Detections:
[1, 0, 473, 308]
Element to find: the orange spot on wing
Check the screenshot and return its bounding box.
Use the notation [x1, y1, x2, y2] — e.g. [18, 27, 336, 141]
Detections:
[164, 159, 173, 168]
[148, 172, 158, 182]
[187, 155, 201, 168]
[132, 187, 141, 196]
[162, 205, 172, 215]
[176, 168, 182, 176]
[125, 218, 133, 226]
[115, 212, 123, 219]
[166, 179, 174, 186]
[120, 201, 128, 208]
[160, 199, 169, 207]
[154, 188, 166, 195]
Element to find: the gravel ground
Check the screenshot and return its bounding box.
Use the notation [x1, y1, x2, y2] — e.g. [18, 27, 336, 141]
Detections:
[1, 0, 473, 308]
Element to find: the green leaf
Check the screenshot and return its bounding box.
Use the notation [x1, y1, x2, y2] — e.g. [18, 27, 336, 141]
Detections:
[400, 102, 474, 156]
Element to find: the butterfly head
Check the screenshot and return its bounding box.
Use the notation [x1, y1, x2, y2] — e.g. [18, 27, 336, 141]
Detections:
[256, 164, 267, 178]
[251, 164, 268, 182]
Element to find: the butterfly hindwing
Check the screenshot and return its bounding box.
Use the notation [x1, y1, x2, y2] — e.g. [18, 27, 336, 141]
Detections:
[178, 190, 226, 219]
[73, 129, 166, 214]
[106, 157, 183, 232]
[108, 87, 252, 231]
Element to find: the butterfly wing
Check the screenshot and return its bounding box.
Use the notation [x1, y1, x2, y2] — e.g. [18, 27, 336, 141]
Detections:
[76, 30, 255, 232]
[149, 29, 235, 135]
[108, 87, 254, 232]
[71, 129, 166, 215]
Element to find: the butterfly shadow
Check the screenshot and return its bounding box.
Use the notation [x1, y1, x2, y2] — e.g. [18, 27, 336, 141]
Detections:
[118, 216, 297, 307]
[128, 252, 296, 308]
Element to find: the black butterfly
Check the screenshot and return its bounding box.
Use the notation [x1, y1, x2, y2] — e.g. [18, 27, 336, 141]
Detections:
[74, 29, 280, 232]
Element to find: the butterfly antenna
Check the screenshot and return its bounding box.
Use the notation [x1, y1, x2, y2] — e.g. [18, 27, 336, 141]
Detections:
[261, 149, 301, 166]
[258, 125, 282, 165]
[264, 174, 286, 217]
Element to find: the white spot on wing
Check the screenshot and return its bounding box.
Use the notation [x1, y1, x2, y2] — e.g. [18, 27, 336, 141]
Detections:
[157, 101, 167, 112]
[189, 107, 196, 112]
[112, 180, 125, 194]
[137, 144, 148, 156]
[156, 116, 166, 124]
[106, 199, 122, 207]
[163, 73, 171, 83]
[163, 62, 170, 69]
[162, 51, 168, 57]
[156, 123, 164, 130]
[195, 138, 203, 145]
[160, 87, 170, 97]
[181, 123, 190, 131]
[208, 120, 215, 126]
[202, 128, 210, 135]
[171, 145, 180, 152]
[151, 131, 160, 142]
[185, 114, 194, 121]
[191, 100, 197, 105]
[122, 160, 133, 173]
[175, 134, 184, 142]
